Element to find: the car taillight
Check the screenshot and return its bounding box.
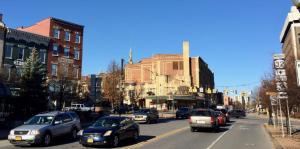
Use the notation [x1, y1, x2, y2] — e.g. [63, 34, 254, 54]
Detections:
[211, 117, 214, 124]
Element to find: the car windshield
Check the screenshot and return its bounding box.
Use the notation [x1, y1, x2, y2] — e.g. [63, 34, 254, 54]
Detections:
[191, 110, 211, 116]
[136, 109, 150, 113]
[25, 116, 54, 125]
[92, 118, 120, 128]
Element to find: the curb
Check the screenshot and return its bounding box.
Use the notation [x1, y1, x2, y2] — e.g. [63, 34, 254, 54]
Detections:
[263, 124, 284, 149]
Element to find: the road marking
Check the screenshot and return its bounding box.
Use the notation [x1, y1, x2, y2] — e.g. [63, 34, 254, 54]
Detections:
[206, 124, 235, 149]
[122, 126, 189, 149]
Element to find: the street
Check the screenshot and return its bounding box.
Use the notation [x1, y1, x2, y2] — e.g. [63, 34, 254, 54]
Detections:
[0, 114, 275, 149]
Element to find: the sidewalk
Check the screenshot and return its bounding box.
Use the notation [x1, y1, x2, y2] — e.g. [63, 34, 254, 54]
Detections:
[264, 124, 300, 149]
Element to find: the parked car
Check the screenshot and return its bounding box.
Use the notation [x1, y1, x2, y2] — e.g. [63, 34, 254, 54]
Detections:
[133, 108, 159, 124]
[8, 111, 81, 146]
[176, 107, 191, 119]
[189, 109, 219, 132]
[215, 111, 226, 126]
[229, 109, 246, 118]
[78, 116, 139, 147]
[215, 109, 230, 122]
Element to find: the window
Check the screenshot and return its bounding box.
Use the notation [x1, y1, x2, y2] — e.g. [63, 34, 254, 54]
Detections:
[53, 28, 60, 39]
[173, 61, 179, 70]
[63, 65, 68, 77]
[51, 64, 57, 76]
[179, 61, 183, 70]
[62, 114, 72, 123]
[18, 48, 24, 60]
[74, 48, 80, 60]
[73, 67, 79, 78]
[64, 46, 70, 57]
[75, 32, 80, 43]
[39, 50, 46, 63]
[52, 44, 59, 56]
[4, 45, 13, 59]
[16, 66, 22, 77]
[65, 31, 70, 41]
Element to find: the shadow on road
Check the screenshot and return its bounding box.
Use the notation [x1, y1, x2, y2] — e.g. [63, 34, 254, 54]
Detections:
[81, 135, 156, 148]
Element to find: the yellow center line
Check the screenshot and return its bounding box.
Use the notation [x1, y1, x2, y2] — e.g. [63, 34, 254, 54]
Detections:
[122, 126, 189, 149]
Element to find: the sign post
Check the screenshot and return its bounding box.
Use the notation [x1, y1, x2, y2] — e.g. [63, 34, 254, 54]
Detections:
[273, 54, 292, 136]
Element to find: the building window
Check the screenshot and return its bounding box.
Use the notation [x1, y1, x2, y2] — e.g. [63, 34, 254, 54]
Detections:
[179, 61, 183, 70]
[75, 32, 80, 43]
[173, 61, 179, 70]
[16, 66, 22, 77]
[74, 48, 80, 60]
[63, 65, 68, 77]
[4, 45, 13, 59]
[73, 67, 79, 78]
[39, 50, 46, 63]
[65, 31, 71, 41]
[64, 46, 70, 58]
[53, 28, 60, 39]
[52, 44, 59, 56]
[18, 48, 24, 60]
[51, 64, 57, 76]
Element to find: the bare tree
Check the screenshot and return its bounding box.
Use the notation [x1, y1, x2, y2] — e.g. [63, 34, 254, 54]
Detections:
[102, 60, 123, 107]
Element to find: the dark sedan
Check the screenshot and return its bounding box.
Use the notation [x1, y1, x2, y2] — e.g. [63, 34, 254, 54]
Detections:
[176, 107, 191, 119]
[78, 116, 139, 147]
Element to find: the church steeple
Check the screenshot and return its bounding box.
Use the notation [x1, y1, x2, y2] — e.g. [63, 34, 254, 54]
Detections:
[129, 48, 133, 64]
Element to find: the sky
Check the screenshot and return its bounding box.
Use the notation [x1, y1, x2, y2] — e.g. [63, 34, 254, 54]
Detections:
[0, 0, 293, 93]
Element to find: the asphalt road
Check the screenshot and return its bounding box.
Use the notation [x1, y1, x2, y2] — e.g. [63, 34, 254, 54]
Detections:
[0, 114, 275, 149]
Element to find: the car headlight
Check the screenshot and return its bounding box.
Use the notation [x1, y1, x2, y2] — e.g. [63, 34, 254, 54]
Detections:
[103, 130, 112, 136]
[77, 130, 83, 136]
[30, 130, 40, 135]
[9, 130, 14, 135]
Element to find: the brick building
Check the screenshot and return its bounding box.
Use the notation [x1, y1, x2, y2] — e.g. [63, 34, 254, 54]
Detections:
[17, 17, 84, 80]
[124, 41, 215, 109]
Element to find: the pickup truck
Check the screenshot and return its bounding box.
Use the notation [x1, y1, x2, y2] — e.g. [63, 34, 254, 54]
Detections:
[65, 104, 94, 111]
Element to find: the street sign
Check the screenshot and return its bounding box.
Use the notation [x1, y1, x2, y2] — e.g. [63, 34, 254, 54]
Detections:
[270, 96, 277, 105]
[274, 59, 285, 69]
[276, 82, 288, 92]
[296, 60, 300, 87]
[275, 69, 286, 76]
[273, 54, 285, 60]
[275, 75, 287, 82]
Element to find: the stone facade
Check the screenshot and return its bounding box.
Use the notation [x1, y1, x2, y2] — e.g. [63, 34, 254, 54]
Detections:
[124, 41, 215, 109]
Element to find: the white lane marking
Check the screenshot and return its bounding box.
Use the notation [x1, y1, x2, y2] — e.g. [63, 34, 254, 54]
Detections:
[206, 124, 235, 149]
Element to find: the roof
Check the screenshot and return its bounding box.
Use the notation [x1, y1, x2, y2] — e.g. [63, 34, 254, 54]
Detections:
[6, 28, 50, 46]
[36, 111, 64, 116]
[50, 17, 84, 29]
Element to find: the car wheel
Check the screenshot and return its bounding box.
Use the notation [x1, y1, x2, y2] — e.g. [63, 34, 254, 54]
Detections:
[112, 135, 119, 147]
[71, 128, 77, 140]
[190, 127, 196, 132]
[43, 133, 51, 146]
[133, 131, 139, 141]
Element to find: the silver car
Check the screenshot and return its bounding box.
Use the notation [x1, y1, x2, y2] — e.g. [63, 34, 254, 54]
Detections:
[189, 109, 219, 132]
[8, 111, 81, 146]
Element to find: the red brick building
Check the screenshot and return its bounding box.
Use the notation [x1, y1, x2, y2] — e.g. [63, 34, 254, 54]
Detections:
[17, 17, 84, 80]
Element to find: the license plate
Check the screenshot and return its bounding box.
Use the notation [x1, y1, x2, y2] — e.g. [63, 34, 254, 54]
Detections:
[197, 120, 205, 124]
[15, 136, 22, 141]
[87, 138, 93, 143]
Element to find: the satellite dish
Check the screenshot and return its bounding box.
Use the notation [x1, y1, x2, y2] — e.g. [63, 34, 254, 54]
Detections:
[293, 0, 300, 7]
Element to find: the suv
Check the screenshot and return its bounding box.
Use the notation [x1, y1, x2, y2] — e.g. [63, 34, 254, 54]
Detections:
[8, 111, 81, 146]
[133, 108, 159, 124]
[176, 107, 191, 119]
[228, 109, 246, 118]
[189, 109, 219, 132]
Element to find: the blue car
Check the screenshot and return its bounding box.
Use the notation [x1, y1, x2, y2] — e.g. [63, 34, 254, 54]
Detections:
[78, 116, 139, 147]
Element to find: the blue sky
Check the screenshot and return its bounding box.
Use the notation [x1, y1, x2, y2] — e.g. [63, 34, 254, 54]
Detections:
[0, 0, 293, 92]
